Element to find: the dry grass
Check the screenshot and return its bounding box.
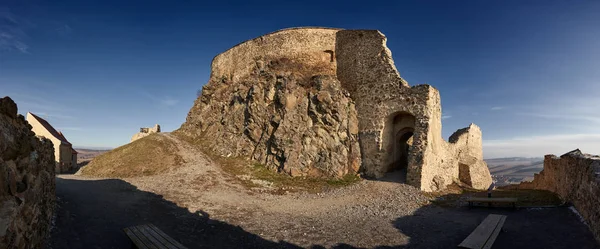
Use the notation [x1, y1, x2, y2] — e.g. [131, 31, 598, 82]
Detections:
[173, 132, 361, 194]
[78, 134, 184, 177]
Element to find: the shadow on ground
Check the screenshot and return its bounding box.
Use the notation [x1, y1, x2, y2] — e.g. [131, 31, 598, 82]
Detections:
[51, 177, 303, 249]
[388, 191, 600, 249]
[50, 177, 600, 249]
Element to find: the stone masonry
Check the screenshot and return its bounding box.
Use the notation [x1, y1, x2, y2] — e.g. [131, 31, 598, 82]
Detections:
[519, 149, 600, 243]
[178, 27, 491, 191]
[0, 97, 56, 249]
[131, 124, 161, 142]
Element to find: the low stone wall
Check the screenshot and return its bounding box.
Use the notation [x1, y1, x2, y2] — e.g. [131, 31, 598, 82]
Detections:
[519, 149, 600, 243]
[0, 97, 56, 249]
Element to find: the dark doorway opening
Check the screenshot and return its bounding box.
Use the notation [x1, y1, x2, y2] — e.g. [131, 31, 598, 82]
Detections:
[382, 112, 416, 183]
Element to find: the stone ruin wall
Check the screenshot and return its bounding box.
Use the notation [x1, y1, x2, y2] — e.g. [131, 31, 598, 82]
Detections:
[335, 30, 491, 191]
[209, 27, 341, 84]
[519, 150, 600, 243]
[131, 124, 161, 142]
[180, 27, 491, 191]
[0, 97, 56, 249]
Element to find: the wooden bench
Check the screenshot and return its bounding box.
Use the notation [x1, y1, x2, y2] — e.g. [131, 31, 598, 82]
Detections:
[124, 224, 188, 249]
[458, 214, 507, 249]
[467, 197, 518, 209]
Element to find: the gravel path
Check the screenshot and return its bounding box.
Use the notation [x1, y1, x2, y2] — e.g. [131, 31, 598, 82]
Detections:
[50, 134, 600, 248]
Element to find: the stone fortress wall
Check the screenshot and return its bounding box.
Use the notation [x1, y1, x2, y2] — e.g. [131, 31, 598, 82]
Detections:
[0, 97, 56, 249]
[519, 149, 600, 243]
[182, 27, 492, 191]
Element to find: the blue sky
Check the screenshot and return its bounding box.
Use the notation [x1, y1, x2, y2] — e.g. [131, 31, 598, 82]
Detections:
[1, 0, 599, 158]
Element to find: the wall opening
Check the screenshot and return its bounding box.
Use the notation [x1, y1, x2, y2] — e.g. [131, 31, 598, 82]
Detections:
[393, 128, 414, 172]
[458, 163, 472, 186]
[382, 112, 416, 182]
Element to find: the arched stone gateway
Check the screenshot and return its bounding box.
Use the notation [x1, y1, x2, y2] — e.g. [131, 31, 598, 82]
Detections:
[179, 27, 492, 192]
[381, 112, 416, 182]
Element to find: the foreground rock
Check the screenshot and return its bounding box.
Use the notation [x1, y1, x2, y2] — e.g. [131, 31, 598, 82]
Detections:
[177, 27, 491, 191]
[0, 97, 56, 249]
[519, 149, 600, 243]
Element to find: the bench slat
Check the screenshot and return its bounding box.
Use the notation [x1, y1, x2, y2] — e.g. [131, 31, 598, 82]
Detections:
[140, 225, 181, 249]
[137, 225, 176, 249]
[483, 215, 506, 249]
[468, 197, 517, 203]
[459, 214, 506, 249]
[124, 224, 188, 249]
[124, 227, 152, 249]
[131, 226, 161, 249]
[148, 224, 188, 249]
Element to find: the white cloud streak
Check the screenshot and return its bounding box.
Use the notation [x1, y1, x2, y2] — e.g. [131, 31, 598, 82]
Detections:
[483, 134, 600, 158]
[0, 8, 29, 53]
[442, 115, 452, 120]
[139, 91, 179, 107]
[490, 106, 504, 111]
[56, 127, 83, 131]
[35, 112, 76, 120]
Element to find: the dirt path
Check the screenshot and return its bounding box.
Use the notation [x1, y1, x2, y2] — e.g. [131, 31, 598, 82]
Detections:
[50, 134, 600, 248]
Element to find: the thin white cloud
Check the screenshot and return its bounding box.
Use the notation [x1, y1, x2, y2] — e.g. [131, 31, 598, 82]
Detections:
[56, 24, 73, 36]
[139, 91, 179, 107]
[35, 112, 76, 120]
[57, 127, 83, 131]
[442, 115, 452, 120]
[517, 112, 600, 124]
[483, 134, 600, 158]
[0, 8, 29, 53]
[490, 106, 504, 111]
[160, 97, 179, 107]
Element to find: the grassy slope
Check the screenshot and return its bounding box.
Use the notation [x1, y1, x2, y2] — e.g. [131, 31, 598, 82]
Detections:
[173, 132, 361, 194]
[78, 134, 184, 177]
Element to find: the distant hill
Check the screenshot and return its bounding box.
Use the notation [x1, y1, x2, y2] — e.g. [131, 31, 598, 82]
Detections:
[484, 157, 544, 186]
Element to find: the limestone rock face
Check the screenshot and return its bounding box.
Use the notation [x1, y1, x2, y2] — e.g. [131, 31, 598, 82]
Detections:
[0, 97, 56, 249]
[179, 58, 361, 177]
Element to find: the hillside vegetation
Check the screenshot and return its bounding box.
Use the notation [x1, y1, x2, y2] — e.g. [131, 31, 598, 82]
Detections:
[77, 133, 184, 177]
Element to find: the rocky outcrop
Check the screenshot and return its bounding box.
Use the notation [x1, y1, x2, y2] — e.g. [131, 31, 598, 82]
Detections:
[179, 57, 361, 177]
[519, 149, 600, 243]
[131, 124, 161, 142]
[178, 27, 490, 191]
[0, 97, 56, 249]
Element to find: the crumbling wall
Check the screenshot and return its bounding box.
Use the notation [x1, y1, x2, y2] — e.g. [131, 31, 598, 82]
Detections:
[131, 124, 161, 142]
[179, 27, 491, 191]
[335, 30, 490, 191]
[519, 149, 600, 242]
[0, 97, 56, 249]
